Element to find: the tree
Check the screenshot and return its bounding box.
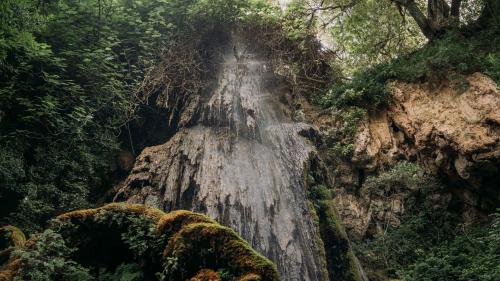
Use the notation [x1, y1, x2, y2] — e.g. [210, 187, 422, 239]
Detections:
[310, 0, 498, 41]
[389, 0, 498, 39]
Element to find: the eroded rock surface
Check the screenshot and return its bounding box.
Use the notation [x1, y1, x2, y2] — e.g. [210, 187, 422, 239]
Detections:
[354, 73, 499, 177]
[332, 73, 499, 236]
[116, 37, 331, 281]
[297, 72, 499, 237]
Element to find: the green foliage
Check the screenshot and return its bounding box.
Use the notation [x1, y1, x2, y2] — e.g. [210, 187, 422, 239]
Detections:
[0, 147, 27, 218]
[2, 0, 286, 232]
[92, 209, 165, 261]
[330, 0, 425, 74]
[157, 257, 179, 280]
[355, 176, 500, 281]
[352, 161, 462, 280]
[319, 27, 499, 164]
[323, 106, 366, 158]
[0, 0, 154, 231]
[397, 213, 500, 281]
[216, 268, 235, 281]
[320, 27, 500, 111]
[281, 0, 314, 42]
[98, 263, 144, 281]
[355, 209, 458, 274]
[363, 161, 441, 196]
[13, 229, 92, 281]
[15, 209, 163, 280]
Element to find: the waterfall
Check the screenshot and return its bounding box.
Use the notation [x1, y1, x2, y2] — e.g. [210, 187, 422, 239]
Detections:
[116, 33, 364, 280]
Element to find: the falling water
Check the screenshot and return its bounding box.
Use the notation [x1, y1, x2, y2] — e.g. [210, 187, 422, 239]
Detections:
[118, 35, 330, 280]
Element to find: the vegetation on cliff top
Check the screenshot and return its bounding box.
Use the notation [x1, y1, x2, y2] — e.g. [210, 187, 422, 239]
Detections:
[310, 0, 499, 158]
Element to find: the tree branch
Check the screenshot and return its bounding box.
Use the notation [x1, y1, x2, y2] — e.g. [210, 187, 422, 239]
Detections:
[391, 0, 435, 39]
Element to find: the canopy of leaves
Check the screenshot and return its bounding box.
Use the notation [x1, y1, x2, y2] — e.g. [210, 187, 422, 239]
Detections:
[0, 0, 175, 232]
[329, 0, 425, 74]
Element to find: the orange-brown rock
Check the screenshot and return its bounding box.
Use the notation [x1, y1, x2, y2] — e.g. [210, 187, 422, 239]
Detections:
[333, 73, 499, 236]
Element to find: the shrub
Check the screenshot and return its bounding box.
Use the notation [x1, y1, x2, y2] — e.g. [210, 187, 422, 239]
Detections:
[2, 204, 280, 281]
[323, 106, 366, 159]
[397, 212, 500, 281]
[363, 161, 441, 196]
[98, 263, 144, 281]
[12, 230, 92, 281]
[355, 176, 499, 281]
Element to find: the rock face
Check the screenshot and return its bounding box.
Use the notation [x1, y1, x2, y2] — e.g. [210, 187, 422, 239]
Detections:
[333, 73, 500, 236]
[116, 36, 330, 281]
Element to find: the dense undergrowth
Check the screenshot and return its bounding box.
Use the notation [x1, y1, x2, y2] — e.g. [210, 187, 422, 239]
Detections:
[0, 204, 280, 281]
[356, 206, 500, 281]
[0, 0, 172, 232]
[355, 209, 500, 281]
[351, 161, 500, 281]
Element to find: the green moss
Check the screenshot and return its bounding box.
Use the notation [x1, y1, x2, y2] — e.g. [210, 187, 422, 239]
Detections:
[164, 222, 280, 281]
[157, 210, 216, 236]
[305, 159, 363, 281]
[0, 226, 26, 267]
[57, 203, 165, 223]
[0, 226, 25, 250]
[0, 204, 281, 281]
[189, 269, 221, 281]
[305, 199, 330, 280]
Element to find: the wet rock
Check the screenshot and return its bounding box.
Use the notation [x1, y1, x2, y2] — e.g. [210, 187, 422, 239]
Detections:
[116, 36, 333, 281]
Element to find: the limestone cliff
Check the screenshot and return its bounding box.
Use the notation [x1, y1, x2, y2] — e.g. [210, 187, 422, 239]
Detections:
[329, 73, 499, 236]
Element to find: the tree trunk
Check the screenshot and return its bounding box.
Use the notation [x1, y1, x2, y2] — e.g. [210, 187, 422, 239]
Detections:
[427, 0, 451, 32]
[392, 0, 437, 40]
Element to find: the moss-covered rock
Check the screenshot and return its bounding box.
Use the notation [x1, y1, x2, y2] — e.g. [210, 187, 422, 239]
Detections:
[189, 269, 221, 281]
[0, 226, 25, 269]
[305, 156, 366, 281]
[0, 203, 281, 281]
